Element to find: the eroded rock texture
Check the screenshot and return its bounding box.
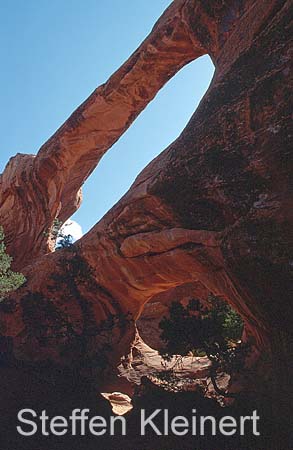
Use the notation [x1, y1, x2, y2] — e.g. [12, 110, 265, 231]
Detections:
[0, 0, 292, 405]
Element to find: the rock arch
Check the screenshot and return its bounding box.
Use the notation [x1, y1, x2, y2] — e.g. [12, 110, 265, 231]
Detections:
[0, 0, 292, 407]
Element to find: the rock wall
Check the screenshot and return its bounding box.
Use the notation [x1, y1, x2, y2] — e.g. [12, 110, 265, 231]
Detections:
[0, 0, 292, 401]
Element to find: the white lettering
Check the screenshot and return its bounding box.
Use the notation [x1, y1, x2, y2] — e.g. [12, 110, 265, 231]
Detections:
[110, 415, 126, 436]
[170, 416, 189, 435]
[50, 416, 68, 436]
[17, 409, 37, 436]
[252, 410, 260, 436]
[219, 416, 237, 436]
[89, 416, 107, 435]
[141, 409, 162, 435]
[200, 415, 216, 436]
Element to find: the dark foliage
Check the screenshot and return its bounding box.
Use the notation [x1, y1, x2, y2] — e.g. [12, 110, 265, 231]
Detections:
[158, 295, 249, 396]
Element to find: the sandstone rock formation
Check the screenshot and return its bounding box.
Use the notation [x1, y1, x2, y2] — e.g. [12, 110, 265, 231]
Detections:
[0, 0, 202, 270]
[137, 282, 210, 349]
[118, 332, 211, 387]
[101, 392, 133, 416]
[0, 0, 292, 417]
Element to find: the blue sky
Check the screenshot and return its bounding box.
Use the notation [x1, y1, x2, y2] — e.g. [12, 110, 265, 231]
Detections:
[0, 1, 214, 236]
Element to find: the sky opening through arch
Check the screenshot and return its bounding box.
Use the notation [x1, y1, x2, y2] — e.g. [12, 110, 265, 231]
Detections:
[0, 0, 214, 239]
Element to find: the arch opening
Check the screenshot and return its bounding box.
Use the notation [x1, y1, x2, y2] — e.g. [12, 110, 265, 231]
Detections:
[71, 55, 215, 234]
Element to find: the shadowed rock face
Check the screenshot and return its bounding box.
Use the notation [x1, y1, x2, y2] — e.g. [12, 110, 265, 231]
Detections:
[137, 282, 210, 349]
[0, 0, 292, 397]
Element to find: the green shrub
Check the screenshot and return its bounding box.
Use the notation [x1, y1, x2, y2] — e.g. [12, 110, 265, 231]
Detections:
[158, 294, 249, 397]
[0, 226, 26, 300]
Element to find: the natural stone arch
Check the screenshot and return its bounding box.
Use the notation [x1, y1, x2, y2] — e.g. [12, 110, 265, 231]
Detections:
[0, 1, 291, 418]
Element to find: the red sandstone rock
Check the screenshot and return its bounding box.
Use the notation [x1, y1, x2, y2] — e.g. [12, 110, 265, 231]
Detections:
[118, 332, 211, 386]
[0, 0, 292, 402]
[0, 0, 202, 270]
